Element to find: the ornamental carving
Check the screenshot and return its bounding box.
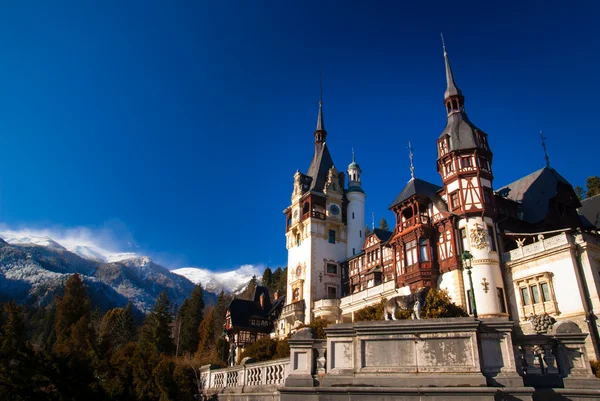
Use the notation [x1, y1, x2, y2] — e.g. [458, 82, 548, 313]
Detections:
[469, 225, 488, 250]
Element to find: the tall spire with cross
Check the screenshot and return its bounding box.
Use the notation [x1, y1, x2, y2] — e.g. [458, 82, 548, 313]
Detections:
[316, 69, 325, 134]
[539, 131, 550, 167]
[441, 33, 462, 101]
[408, 141, 415, 180]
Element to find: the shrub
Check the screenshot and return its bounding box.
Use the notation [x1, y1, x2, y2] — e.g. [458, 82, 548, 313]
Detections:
[297, 317, 331, 339]
[353, 289, 467, 322]
[240, 337, 277, 362]
[591, 360, 600, 378]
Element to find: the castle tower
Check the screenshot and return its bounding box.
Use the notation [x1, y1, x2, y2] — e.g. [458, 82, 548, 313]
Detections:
[281, 90, 348, 331]
[346, 150, 365, 258]
[436, 38, 507, 317]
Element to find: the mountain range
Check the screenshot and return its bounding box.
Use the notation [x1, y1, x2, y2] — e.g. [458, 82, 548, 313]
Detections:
[0, 232, 262, 314]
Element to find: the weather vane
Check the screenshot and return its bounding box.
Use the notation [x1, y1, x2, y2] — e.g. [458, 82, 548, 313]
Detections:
[408, 141, 415, 179]
[539, 131, 550, 167]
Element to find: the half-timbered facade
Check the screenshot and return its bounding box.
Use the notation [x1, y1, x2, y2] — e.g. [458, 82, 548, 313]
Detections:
[272, 40, 600, 361]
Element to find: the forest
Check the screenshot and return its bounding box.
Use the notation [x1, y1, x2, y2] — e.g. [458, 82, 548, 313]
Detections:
[0, 268, 284, 401]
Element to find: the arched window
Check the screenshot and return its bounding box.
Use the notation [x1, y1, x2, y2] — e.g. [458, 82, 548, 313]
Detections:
[419, 238, 429, 262]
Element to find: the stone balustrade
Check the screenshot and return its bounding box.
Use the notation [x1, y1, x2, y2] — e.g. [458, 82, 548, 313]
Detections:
[503, 233, 569, 262]
[200, 357, 289, 393]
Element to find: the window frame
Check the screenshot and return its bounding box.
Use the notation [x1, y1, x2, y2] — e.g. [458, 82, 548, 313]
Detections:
[328, 229, 336, 244]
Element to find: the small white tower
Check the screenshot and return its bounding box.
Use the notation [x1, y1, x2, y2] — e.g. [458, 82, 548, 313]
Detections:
[346, 149, 366, 258]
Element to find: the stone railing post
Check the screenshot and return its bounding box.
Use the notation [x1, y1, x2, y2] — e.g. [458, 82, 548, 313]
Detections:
[551, 320, 599, 388]
[285, 327, 316, 387]
[478, 320, 524, 387]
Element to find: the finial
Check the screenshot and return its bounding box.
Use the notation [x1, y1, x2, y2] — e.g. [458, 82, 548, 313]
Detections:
[372, 212, 375, 230]
[315, 68, 325, 132]
[352, 147, 355, 163]
[408, 141, 415, 180]
[540, 131, 550, 167]
[441, 32, 446, 54]
[319, 67, 323, 106]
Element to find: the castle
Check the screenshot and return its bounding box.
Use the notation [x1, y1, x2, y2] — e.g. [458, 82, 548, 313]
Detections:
[274, 41, 600, 361]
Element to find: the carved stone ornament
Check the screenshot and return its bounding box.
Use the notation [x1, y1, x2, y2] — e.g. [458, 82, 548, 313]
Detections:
[528, 313, 556, 334]
[469, 225, 488, 250]
[481, 278, 490, 293]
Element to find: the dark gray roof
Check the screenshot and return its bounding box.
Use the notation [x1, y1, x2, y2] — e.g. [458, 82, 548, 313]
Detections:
[371, 228, 392, 243]
[316, 101, 325, 131]
[496, 167, 572, 224]
[437, 112, 482, 154]
[578, 194, 600, 229]
[306, 143, 334, 192]
[443, 49, 462, 99]
[227, 285, 272, 328]
[389, 178, 446, 211]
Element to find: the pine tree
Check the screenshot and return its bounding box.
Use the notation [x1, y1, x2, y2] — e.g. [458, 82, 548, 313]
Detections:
[365, 224, 371, 236]
[179, 285, 205, 355]
[139, 291, 174, 355]
[575, 185, 585, 200]
[197, 308, 216, 357]
[262, 267, 274, 289]
[240, 275, 258, 300]
[586, 176, 600, 198]
[0, 302, 39, 400]
[99, 303, 136, 356]
[379, 217, 389, 231]
[212, 291, 231, 345]
[54, 274, 92, 355]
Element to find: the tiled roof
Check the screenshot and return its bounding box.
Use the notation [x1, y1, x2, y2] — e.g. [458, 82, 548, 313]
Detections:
[496, 167, 572, 224]
[306, 143, 334, 192]
[578, 194, 600, 229]
[389, 178, 446, 211]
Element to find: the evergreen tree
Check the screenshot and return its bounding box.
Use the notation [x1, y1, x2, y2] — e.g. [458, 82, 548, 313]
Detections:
[365, 224, 371, 236]
[99, 303, 136, 356]
[179, 284, 205, 355]
[0, 302, 39, 400]
[240, 275, 258, 300]
[586, 176, 600, 198]
[262, 267, 274, 289]
[212, 291, 232, 344]
[54, 273, 93, 355]
[197, 308, 216, 357]
[379, 217, 389, 231]
[139, 291, 174, 355]
[575, 185, 585, 200]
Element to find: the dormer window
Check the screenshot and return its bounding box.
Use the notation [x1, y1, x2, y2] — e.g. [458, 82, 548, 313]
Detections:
[461, 156, 472, 168]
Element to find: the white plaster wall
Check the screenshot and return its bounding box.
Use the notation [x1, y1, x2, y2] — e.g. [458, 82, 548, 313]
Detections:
[438, 270, 463, 306]
[458, 216, 505, 316]
[446, 180, 459, 193]
[511, 251, 584, 318]
[346, 191, 365, 259]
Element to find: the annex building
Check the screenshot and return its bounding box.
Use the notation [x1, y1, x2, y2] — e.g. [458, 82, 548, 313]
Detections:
[274, 42, 600, 361]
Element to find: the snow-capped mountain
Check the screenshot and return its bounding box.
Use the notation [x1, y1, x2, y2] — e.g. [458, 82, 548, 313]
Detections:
[0, 237, 213, 314]
[172, 264, 262, 294]
[1, 232, 136, 263]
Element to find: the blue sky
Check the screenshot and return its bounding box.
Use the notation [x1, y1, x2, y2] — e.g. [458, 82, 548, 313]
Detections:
[0, 1, 598, 271]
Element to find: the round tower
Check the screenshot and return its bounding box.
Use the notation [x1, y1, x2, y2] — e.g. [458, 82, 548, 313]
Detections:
[346, 151, 366, 259]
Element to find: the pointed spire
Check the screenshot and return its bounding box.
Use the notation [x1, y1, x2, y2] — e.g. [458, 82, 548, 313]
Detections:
[352, 147, 355, 163]
[316, 68, 325, 132]
[441, 33, 462, 100]
[539, 131, 550, 167]
[408, 141, 415, 180]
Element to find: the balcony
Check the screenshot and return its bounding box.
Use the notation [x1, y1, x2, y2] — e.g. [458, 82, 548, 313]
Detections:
[401, 215, 431, 230]
[312, 210, 326, 220]
[281, 300, 305, 323]
[502, 233, 569, 263]
[312, 298, 341, 321]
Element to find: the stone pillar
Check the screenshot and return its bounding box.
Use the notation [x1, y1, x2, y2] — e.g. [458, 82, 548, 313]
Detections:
[551, 320, 600, 388]
[478, 319, 524, 387]
[285, 327, 316, 387]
